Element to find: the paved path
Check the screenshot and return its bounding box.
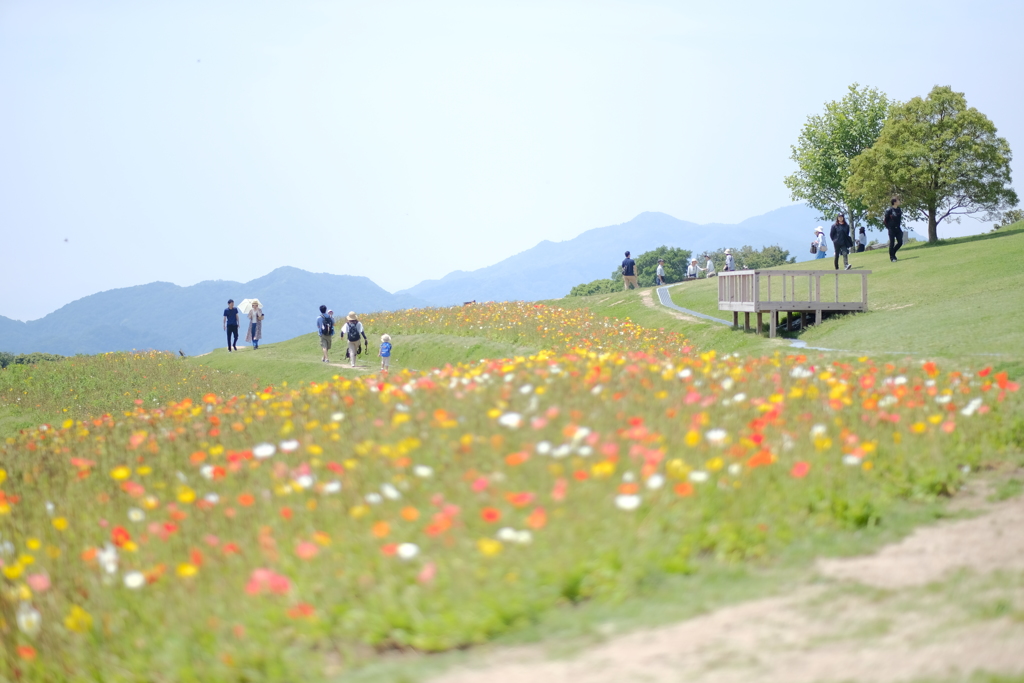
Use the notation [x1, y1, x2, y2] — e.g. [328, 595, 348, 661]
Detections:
[655, 284, 732, 326]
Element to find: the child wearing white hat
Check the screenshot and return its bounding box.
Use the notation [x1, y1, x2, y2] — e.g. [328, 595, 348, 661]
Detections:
[813, 227, 828, 260]
[379, 334, 392, 371]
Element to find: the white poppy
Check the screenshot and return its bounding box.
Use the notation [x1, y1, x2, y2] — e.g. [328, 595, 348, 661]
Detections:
[879, 395, 898, 407]
[519, 384, 534, 394]
[204, 493, 219, 504]
[497, 413, 523, 429]
[893, 376, 908, 385]
[689, 471, 709, 483]
[577, 446, 593, 457]
[396, 543, 420, 560]
[515, 530, 533, 545]
[331, 412, 346, 421]
[279, 440, 300, 453]
[590, 384, 604, 395]
[935, 395, 952, 404]
[961, 398, 983, 417]
[127, 508, 145, 522]
[200, 465, 216, 480]
[842, 455, 861, 466]
[552, 444, 572, 459]
[705, 429, 728, 445]
[677, 369, 692, 379]
[295, 475, 314, 489]
[497, 527, 518, 542]
[381, 483, 401, 500]
[97, 543, 119, 574]
[733, 393, 746, 402]
[614, 494, 641, 511]
[646, 474, 665, 490]
[810, 424, 828, 437]
[322, 481, 342, 494]
[727, 463, 743, 476]
[253, 443, 276, 459]
[16, 602, 41, 636]
[535, 441, 552, 455]
[365, 493, 383, 505]
[413, 465, 433, 478]
[721, 378, 734, 391]
[123, 571, 146, 589]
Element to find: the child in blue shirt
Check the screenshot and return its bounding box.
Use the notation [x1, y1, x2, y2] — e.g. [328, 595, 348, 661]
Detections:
[379, 334, 392, 371]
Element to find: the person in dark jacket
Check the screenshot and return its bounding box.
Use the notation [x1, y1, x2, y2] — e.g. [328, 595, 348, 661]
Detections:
[829, 214, 853, 270]
[884, 198, 904, 262]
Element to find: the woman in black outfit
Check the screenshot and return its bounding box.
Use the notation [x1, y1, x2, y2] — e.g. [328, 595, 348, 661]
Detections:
[829, 214, 853, 270]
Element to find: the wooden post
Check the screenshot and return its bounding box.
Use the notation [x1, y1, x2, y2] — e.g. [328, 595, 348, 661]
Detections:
[757, 311, 763, 336]
[744, 312, 750, 332]
[862, 272, 868, 308]
[816, 308, 822, 325]
[733, 311, 738, 327]
[769, 310, 777, 338]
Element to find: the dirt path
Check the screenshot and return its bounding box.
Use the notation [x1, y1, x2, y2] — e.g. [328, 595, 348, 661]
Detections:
[433, 479, 1024, 683]
[640, 288, 702, 324]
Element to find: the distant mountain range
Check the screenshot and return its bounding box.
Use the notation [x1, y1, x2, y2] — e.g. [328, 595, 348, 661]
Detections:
[2, 204, 863, 356]
[397, 204, 820, 305]
[0, 268, 425, 356]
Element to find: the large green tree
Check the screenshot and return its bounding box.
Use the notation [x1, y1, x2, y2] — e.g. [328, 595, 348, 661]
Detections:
[846, 85, 1018, 242]
[785, 84, 895, 232]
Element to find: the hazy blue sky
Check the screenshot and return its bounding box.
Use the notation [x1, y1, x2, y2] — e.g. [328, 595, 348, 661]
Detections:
[2, 0, 1021, 320]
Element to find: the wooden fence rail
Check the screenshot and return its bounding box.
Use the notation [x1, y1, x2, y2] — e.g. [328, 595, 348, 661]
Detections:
[717, 269, 871, 338]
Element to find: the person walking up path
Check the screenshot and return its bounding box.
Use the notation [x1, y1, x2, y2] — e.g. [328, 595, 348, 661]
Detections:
[246, 300, 264, 349]
[317, 305, 334, 362]
[884, 198, 904, 262]
[342, 312, 368, 368]
[830, 214, 853, 270]
[655, 259, 666, 285]
[813, 227, 828, 260]
[223, 299, 241, 352]
[621, 251, 639, 290]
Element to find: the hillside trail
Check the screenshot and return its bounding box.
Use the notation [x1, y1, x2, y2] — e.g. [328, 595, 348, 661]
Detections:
[431, 473, 1024, 683]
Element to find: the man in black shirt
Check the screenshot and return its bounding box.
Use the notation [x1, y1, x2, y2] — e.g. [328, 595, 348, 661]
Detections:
[622, 251, 639, 290]
[884, 198, 904, 262]
[223, 299, 241, 351]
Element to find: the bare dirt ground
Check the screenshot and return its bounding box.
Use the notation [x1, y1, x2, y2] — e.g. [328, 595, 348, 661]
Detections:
[433, 476, 1024, 683]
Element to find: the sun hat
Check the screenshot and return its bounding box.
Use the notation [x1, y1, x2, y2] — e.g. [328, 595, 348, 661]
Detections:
[724, 248, 732, 255]
[815, 226, 824, 234]
[347, 312, 358, 321]
[250, 299, 261, 307]
[381, 334, 391, 342]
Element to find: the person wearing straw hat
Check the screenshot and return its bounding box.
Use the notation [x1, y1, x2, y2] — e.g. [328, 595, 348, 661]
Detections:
[723, 249, 735, 272]
[245, 299, 264, 349]
[341, 312, 368, 368]
[813, 227, 828, 260]
[686, 258, 704, 279]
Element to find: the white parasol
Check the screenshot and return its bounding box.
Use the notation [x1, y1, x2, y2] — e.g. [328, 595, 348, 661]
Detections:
[238, 299, 262, 315]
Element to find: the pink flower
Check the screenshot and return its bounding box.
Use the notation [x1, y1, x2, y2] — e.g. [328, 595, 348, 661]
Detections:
[296, 542, 318, 560]
[417, 562, 437, 584]
[27, 573, 50, 593]
[551, 478, 568, 502]
[790, 462, 811, 478]
[471, 476, 489, 492]
[245, 568, 291, 596]
[203, 534, 220, 547]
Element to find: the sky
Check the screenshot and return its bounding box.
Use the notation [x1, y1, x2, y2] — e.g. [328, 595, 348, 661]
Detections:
[2, 0, 1021, 321]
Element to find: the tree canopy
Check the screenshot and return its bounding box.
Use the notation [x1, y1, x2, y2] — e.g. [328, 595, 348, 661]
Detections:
[846, 85, 1018, 242]
[784, 84, 895, 231]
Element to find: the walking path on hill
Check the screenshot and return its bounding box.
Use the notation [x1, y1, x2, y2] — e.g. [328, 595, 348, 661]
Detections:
[655, 284, 732, 325]
[432, 475, 1024, 683]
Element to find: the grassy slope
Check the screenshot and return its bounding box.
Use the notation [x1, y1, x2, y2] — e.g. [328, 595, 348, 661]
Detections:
[189, 332, 537, 387]
[558, 225, 1024, 376]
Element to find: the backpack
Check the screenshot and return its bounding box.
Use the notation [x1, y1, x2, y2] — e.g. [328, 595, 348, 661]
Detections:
[810, 242, 818, 254]
[319, 315, 334, 336]
[347, 320, 362, 342]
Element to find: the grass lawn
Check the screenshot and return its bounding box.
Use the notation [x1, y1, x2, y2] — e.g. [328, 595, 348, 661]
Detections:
[191, 332, 538, 387]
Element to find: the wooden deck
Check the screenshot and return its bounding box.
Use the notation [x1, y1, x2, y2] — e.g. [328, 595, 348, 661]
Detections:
[718, 269, 872, 338]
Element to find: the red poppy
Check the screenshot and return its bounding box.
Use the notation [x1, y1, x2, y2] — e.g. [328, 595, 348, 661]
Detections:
[111, 526, 131, 547]
[480, 507, 501, 523]
[790, 461, 811, 478]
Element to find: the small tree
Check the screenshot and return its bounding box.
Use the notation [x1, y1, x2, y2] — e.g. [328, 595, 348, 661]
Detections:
[735, 245, 795, 270]
[846, 85, 1018, 242]
[994, 209, 1024, 229]
[568, 278, 620, 297]
[784, 84, 895, 233]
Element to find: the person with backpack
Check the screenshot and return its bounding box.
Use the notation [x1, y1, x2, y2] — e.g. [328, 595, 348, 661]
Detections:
[621, 251, 639, 290]
[223, 299, 241, 352]
[812, 227, 828, 260]
[341, 312, 368, 368]
[379, 334, 392, 372]
[723, 249, 735, 272]
[884, 198, 904, 262]
[316, 305, 334, 362]
[830, 213, 853, 270]
[704, 255, 717, 277]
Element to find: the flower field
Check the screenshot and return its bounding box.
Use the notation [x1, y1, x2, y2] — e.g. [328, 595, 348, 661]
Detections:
[0, 302, 1020, 681]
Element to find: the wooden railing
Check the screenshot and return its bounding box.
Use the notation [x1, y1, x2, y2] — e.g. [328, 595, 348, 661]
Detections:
[718, 269, 871, 337]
